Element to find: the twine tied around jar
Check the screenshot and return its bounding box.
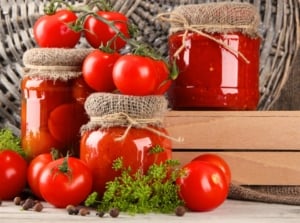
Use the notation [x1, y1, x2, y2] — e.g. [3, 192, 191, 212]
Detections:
[81, 93, 184, 142]
[157, 2, 261, 64]
[89, 112, 183, 142]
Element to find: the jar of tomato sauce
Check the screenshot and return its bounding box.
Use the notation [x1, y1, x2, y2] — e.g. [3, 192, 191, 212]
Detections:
[80, 93, 172, 197]
[21, 48, 94, 159]
[166, 2, 261, 110]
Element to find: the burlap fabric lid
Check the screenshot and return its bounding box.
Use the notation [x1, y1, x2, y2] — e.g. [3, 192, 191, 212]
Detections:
[169, 2, 260, 37]
[81, 92, 169, 132]
[23, 48, 93, 81]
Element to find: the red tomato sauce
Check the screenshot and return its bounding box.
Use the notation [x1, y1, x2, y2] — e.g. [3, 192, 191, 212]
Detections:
[80, 127, 172, 197]
[168, 32, 260, 110]
[21, 76, 91, 159]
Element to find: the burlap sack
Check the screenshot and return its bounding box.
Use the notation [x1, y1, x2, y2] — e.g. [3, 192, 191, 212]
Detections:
[229, 184, 300, 205]
[23, 48, 92, 80]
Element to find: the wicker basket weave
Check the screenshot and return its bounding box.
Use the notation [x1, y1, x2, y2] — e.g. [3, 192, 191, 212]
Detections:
[0, 0, 299, 135]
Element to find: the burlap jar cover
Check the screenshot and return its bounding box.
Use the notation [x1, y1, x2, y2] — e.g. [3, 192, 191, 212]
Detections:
[23, 48, 92, 81]
[160, 2, 300, 205]
[81, 92, 174, 142]
[159, 2, 261, 62]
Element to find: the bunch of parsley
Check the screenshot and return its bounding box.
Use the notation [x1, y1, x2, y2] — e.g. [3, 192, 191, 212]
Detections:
[0, 128, 26, 157]
[85, 156, 184, 214]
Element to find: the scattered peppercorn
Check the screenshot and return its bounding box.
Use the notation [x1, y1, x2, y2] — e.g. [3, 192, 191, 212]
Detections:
[33, 202, 44, 212]
[96, 210, 106, 217]
[109, 207, 120, 218]
[79, 207, 90, 216]
[66, 205, 79, 215]
[175, 205, 186, 217]
[13, 197, 22, 205]
[22, 198, 35, 210]
[19, 200, 25, 206]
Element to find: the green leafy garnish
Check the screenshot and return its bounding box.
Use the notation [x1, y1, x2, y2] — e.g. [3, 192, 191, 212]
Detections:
[0, 128, 26, 158]
[85, 156, 184, 215]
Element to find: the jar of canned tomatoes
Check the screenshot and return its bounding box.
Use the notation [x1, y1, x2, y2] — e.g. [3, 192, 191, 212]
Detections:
[167, 2, 261, 110]
[21, 48, 94, 159]
[80, 93, 172, 197]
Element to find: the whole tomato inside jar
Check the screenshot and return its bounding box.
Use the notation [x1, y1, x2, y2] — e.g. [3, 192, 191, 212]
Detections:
[80, 93, 172, 197]
[21, 48, 93, 159]
[166, 2, 261, 110]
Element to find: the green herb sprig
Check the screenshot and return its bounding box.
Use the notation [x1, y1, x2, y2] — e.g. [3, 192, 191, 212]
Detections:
[0, 128, 26, 158]
[85, 156, 184, 215]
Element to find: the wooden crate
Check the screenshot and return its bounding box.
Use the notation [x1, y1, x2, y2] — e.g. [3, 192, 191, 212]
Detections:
[165, 111, 300, 185]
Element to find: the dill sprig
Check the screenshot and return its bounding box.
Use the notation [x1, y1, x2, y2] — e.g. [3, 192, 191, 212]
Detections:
[85, 156, 184, 215]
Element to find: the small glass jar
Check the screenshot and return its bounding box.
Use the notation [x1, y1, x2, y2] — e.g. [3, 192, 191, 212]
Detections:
[167, 3, 261, 110]
[80, 93, 172, 197]
[21, 48, 93, 159]
[80, 126, 172, 197]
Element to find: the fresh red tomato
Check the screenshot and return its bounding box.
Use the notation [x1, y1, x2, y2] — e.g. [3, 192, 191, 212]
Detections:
[27, 153, 56, 199]
[82, 50, 120, 92]
[192, 153, 231, 186]
[48, 103, 88, 144]
[0, 150, 28, 200]
[84, 11, 130, 50]
[176, 161, 229, 212]
[39, 157, 93, 208]
[154, 60, 172, 95]
[112, 55, 159, 96]
[33, 9, 81, 48]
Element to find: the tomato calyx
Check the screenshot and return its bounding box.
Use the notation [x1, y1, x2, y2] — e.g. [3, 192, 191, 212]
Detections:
[56, 156, 72, 178]
[50, 148, 61, 160]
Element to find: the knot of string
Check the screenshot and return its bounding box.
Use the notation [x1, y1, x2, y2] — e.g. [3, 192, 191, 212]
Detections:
[90, 112, 184, 142]
[157, 12, 250, 64]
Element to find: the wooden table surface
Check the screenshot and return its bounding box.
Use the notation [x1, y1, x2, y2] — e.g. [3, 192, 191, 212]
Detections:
[1, 199, 300, 223]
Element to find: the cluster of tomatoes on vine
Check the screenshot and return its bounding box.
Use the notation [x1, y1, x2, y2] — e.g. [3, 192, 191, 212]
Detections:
[33, 0, 178, 96]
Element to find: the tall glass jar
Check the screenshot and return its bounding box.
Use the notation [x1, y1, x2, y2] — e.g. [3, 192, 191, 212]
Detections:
[166, 3, 261, 110]
[21, 48, 93, 159]
[80, 93, 172, 197]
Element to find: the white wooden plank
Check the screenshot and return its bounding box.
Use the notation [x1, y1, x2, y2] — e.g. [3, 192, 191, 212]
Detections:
[1, 200, 300, 223]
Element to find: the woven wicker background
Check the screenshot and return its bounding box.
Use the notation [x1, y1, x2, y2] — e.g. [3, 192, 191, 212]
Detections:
[0, 0, 299, 135]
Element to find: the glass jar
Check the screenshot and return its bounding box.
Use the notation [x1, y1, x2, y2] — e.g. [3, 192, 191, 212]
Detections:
[166, 3, 261, 110]
[80, 93, 172, 197]
[168, 32, 260, 110]
[21, 48, 93, 159]
[80, 127, 172, 197]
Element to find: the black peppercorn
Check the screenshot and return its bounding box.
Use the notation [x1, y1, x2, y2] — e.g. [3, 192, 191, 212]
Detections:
[109, 207, 120, 218]
[175, 206, 186, 217]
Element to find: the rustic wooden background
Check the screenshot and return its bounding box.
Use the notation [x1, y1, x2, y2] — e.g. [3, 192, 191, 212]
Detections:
[271, 49, 300, 110]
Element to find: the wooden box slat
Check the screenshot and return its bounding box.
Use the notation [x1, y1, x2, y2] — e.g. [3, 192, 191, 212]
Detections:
[166, 111, 300, 150]
[173, 152, 300, 185]
[165, 111, 300, 185]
